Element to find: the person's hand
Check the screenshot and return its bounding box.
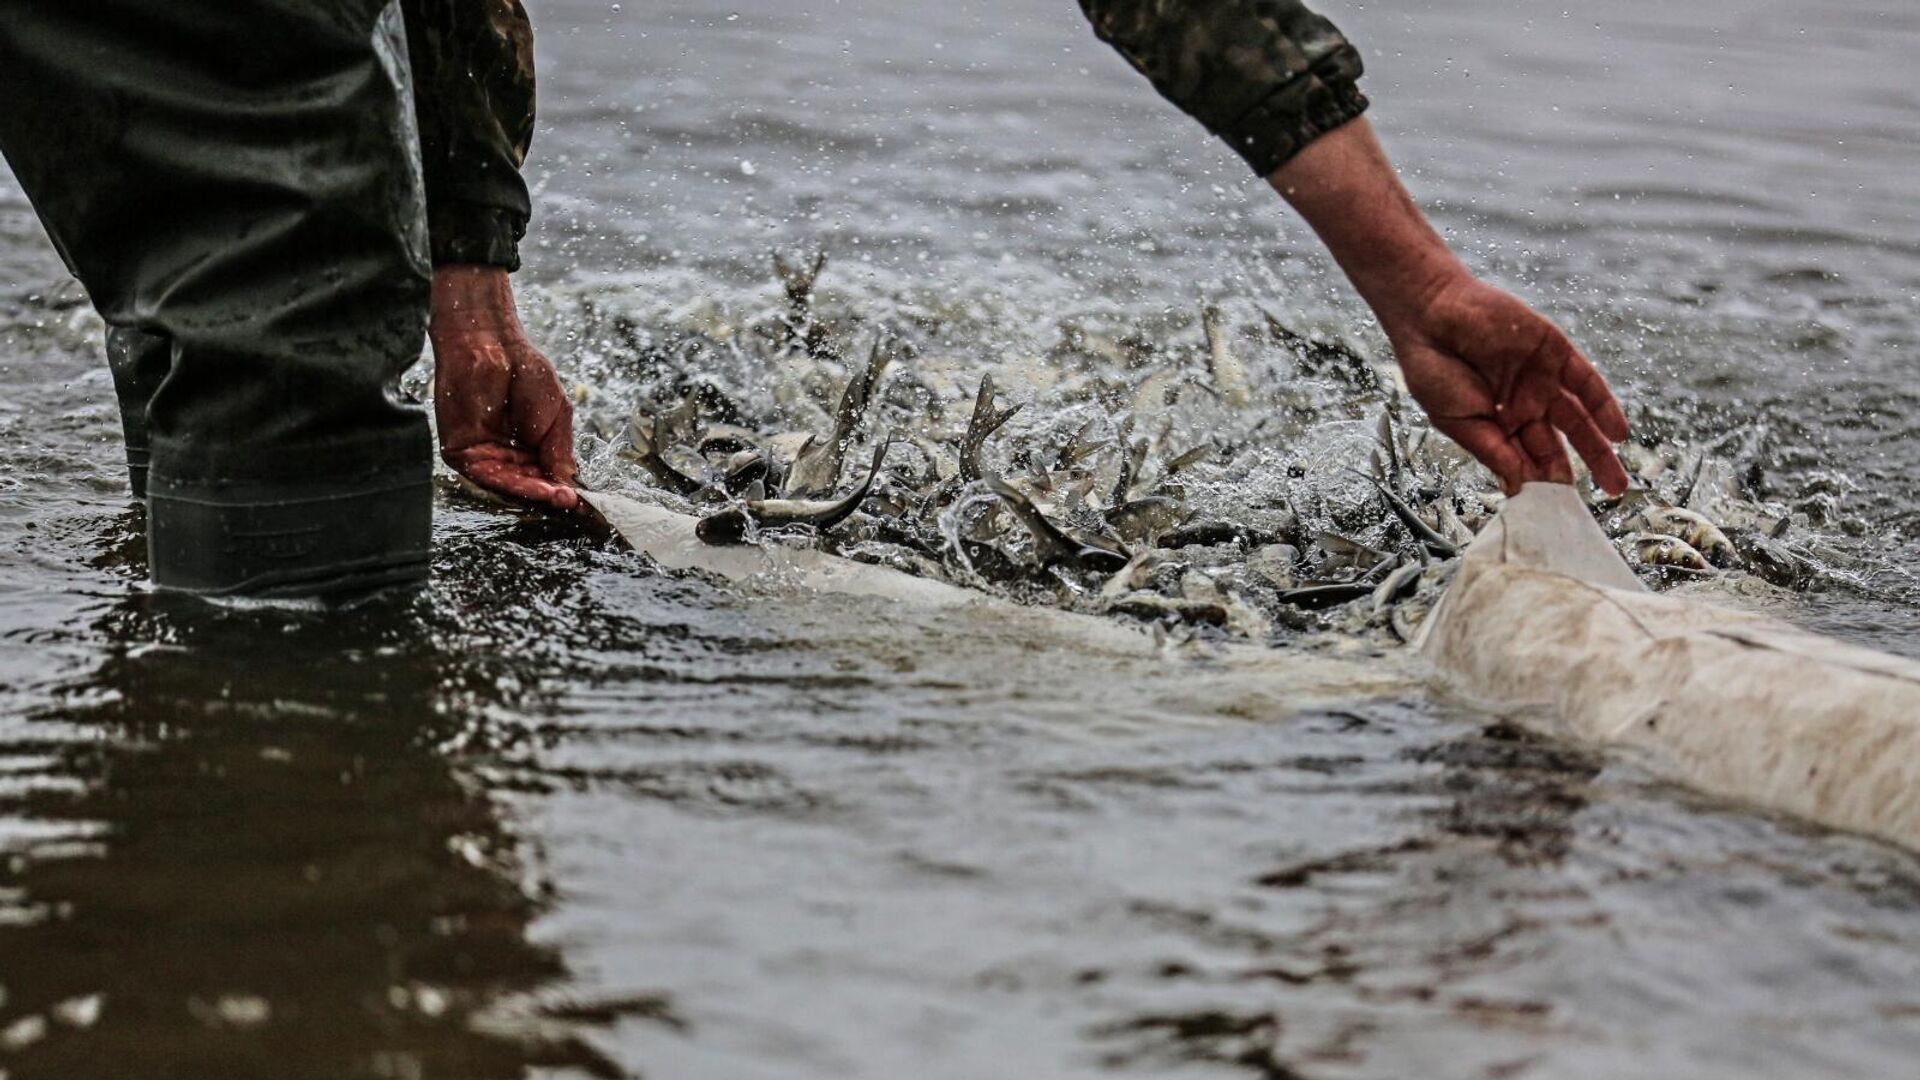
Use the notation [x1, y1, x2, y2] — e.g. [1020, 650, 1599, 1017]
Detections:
[429, 265, 579, 512]
[1384, 272, 1631, 496]
[1269, 118, 1631, 496]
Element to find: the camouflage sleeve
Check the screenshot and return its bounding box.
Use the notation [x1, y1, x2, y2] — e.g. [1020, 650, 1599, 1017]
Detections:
[401, 0, 536, 270]
[1078, 0, 1369, 176]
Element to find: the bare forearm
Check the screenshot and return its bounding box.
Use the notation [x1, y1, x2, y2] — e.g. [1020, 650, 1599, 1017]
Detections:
[1268, 118, 1465, 338]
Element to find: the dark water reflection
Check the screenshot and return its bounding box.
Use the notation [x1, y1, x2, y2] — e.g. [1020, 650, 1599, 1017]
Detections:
[0, 528, 638, 1079]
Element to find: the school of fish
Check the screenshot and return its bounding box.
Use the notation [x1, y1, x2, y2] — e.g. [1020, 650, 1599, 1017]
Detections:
[561, 252, 1843, 644]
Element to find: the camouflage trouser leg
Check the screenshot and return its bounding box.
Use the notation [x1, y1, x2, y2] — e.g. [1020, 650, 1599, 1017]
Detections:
[0, 0, 436, 596]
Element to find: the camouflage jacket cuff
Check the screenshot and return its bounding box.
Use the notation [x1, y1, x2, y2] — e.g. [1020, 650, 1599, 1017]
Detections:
[427, 202, 526, 272]
[1221, 45, 1370, 177]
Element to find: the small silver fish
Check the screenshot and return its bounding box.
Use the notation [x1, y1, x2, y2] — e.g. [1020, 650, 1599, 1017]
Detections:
[1630, 533, 1712, 572]
[772, 249, 827, 310]
[1162, 443, 1213, 476]
[987, 477, 1129, 573]
[1357, 471, 1457, 557]
[1635, 506, 1736, 568]
[1274, 581, 1376, 610]
[1109, 432, 1149, 505]
[786, 335, 894, 497]
[1054, 416, 1108, 470]
[959, 375, 1022, 483]
[1370, 558, 1424, 616]
[722, 449, 771, 495]
[1201, 304, 1252, 407]
[698, 441, 889, 545]
[1312, 532, 1390, 573]
[624, 409, 708, 499]
[1260, 307, 1380, 390]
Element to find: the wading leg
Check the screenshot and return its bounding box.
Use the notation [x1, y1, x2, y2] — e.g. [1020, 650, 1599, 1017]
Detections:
[0, 0, 436, 596]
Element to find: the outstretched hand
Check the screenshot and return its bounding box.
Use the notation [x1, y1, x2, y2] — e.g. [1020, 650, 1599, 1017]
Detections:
[1269, 118, 1630, 496]
[430, 265, 579, 513]
[1387, 274, 1630, 496]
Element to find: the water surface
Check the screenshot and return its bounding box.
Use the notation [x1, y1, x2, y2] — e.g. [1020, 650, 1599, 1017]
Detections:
[3, 1, 1920, 1076]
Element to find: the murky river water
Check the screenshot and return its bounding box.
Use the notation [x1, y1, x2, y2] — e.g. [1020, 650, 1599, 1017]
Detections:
[4, 1, 1920, 1077]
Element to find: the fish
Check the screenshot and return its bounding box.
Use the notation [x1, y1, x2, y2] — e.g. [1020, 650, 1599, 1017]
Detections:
[772, 249, 828, 310]
[1634, 506, 1737, 568]
[623, 408, 710, 499]
[1312, 531, 1390, 573]
[1390, 598, 1431, 643]
[1629, 533, 1713, 573]
[770, 249, 840, 360]
[698, 425, 763, 456]
[959, 375, 1023, 483]
[1370, 558, 1425, 616]
[1109, 432, 1149, 505]
[1201, 305, 1252, 406]
[1162, 443, 1213, 476]
[763, 430, 815, 471]
[1729, 528, 1812, 589]
[1053, 416, 1108, 470]
[1355, 470, 1458, 558]
[1259, 306, 1380, 390]
[1052, 472, 1100, 515]
[722, 449, 771, 495]
[1432, 498, 1477, 549]
[786, 335, 894, 497]
[986, 477, 1130, 573]
[1099, 549, 1173, 601]
[1374, 408, 1402, 485]
[598, 272, 1845, 644]
[697, 441, 889, 545]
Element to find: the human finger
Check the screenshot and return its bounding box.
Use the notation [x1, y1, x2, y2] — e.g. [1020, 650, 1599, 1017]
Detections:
[533, 401, 578, 488]
[1549, 390, 1631, 496]
[462, 457, 580, 511]
[1559, 345, 1629, 443]
[1436, 416, 1533, 495]
[448, 446, 580, 512]
[1505, 325, 1578, 423]
[1517, 418, 1574, 485]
